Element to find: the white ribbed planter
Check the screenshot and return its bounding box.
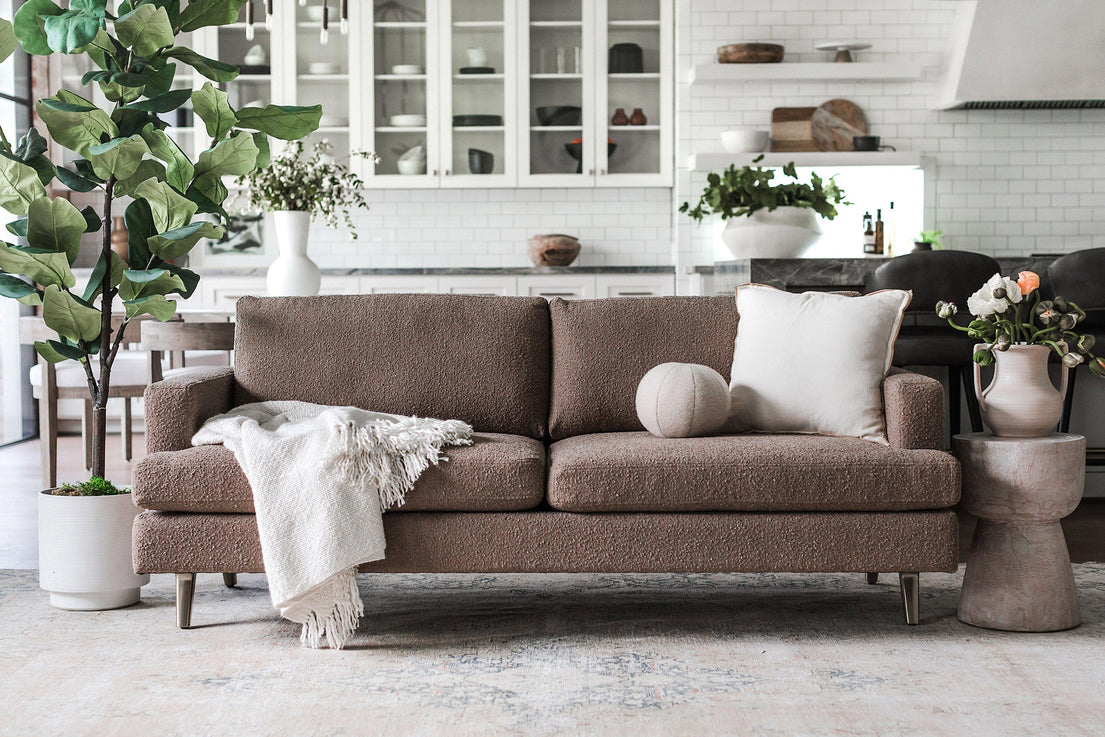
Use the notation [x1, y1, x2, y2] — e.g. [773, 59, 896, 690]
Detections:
[720, 206, 823, 259]
[38, 491, 148, 610]
[266, 210, 321, 297]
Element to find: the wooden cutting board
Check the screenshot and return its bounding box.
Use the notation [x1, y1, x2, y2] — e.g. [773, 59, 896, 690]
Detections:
[811, 99, 868, 151]
[770, 107, 817, 152]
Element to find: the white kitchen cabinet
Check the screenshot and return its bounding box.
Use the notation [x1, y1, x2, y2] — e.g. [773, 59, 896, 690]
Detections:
[516, 275, 596, 299]
[358, 276, 439, 293]
[595, 273, 674, 297]
[436, 275, 519, 296]
[519, 0, 673, 188]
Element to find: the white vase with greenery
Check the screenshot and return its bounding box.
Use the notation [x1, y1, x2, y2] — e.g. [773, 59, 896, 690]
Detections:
[237, 140, 375, 297]
[680, 157, 847, 259]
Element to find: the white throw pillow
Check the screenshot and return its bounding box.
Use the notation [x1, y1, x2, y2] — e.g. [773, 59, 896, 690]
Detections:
[729, 284, 911, 444]
[636, 363, 731, 438]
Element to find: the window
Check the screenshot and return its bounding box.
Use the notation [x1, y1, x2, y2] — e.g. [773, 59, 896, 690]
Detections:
[0, 0, 37, 445]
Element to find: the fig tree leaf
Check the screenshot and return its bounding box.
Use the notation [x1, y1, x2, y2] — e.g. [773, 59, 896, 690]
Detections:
[0, 156, 46, 215]
[13, 0, 64, 56]
[162, 46, 239, 82]
[191, 83, 236, 140]
[26, 196, 86, 263]
[0, 244, 75, 288]
[233, 105, 322, 141]
[176, 0, 247, 33]
[88, 134, 150, 180]
[114, 4, 173, 57]
[42, 283, 101, 342]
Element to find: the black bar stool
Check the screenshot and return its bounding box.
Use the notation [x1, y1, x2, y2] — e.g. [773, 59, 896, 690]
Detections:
[866, 250, 1001, 436]
[1044, 248, 1105, 433]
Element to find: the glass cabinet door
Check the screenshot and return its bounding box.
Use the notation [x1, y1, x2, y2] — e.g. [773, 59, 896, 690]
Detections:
[519, 0, 595, 186]
[292, 2, 357, 172]
[368, 0, 439, 186]
[440, 0, 516, 187]
[597, 0, 672, 185]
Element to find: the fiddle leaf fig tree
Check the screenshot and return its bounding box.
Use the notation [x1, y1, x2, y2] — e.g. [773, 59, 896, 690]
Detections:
[0, 0, 322, 485]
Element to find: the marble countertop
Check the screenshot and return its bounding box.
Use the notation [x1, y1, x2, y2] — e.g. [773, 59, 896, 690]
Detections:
[196, 265, 684, 277]
[713, 256, 1064, 290]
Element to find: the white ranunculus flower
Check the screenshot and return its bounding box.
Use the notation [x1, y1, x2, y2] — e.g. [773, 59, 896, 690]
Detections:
[966, 273, 1022, 317]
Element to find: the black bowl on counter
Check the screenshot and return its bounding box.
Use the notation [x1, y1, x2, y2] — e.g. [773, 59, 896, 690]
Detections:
[564, 141, 617, 174]
[535, 106, 582, 127]
[453, 114, 503, 127]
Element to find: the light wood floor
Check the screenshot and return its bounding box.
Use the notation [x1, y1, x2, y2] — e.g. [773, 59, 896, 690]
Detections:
[1, 435, 1102, 569]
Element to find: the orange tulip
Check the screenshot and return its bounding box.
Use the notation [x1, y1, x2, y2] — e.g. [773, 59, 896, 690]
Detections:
[1017, 271, 1040, 295]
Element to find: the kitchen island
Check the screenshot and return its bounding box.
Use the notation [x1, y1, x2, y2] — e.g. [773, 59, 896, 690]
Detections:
[713, 256, 1062, 294]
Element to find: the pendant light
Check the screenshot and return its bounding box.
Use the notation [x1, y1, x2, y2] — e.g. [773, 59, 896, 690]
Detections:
[264, 0, 273, 30]
[320, 0, 329, 44]
[245, 0, 254, 40]
[340, 0, 349, 34]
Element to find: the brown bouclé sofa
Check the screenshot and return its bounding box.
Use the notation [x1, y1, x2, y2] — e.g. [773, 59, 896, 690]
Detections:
[132, 294, 959, 629]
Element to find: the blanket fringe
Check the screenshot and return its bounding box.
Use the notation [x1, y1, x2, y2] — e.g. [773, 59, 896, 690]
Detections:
[296, 567, 365, 649]
[325, 416, 474, 509]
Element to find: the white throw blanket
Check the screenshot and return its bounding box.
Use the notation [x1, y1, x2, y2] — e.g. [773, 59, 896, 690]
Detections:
[193, 401, 473, 649]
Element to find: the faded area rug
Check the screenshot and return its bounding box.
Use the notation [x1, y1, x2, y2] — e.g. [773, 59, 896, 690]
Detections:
[3, 566, 1105, 737]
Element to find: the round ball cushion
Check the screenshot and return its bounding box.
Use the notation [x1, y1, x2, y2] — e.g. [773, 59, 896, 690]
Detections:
[635, 363, 731, 438]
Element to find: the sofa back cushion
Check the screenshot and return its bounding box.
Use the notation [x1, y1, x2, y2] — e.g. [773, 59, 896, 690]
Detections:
[549, 296, 737, 439]
[234, 294, 551, 438]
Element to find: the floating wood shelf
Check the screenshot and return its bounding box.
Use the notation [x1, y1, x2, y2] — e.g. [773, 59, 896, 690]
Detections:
[689, 151, 924, 170]
[689, 62, 922, 85]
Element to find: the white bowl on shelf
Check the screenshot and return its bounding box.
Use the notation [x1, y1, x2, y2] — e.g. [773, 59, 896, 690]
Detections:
[391, 64, 424, 75]
[308, 61, 341, 75]
[397, 145, 426, 175]
[304, 6, 324, 21]
[389, 114, 426, 127]
[721, 129, 770, 153]
[318, 115, 348, 127]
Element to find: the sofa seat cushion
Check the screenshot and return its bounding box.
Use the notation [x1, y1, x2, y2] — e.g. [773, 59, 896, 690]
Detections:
[547, 432, 959, 513]
[133, 433, 547, 513]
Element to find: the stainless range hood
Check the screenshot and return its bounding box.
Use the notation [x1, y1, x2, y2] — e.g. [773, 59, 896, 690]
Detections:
[939, 0, 1105, 110]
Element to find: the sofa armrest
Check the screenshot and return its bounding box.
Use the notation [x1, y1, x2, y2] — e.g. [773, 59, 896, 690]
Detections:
[883, 368, 945, 450]
[144, 367, 236, 454]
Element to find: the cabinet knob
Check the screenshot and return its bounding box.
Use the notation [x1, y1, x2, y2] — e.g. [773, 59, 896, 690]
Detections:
[587, 168, 594, 176]
[600, 168, 607, 176]
[445, 169, 451, 176]
[432, 169, 439, 176]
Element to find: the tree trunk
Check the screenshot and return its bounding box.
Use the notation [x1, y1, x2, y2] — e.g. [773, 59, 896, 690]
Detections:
[90, 176, 115, 481]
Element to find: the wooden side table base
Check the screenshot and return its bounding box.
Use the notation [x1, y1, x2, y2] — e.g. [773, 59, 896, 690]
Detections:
[954, 433, 1085, 633]
[958, 521, 1080, 632]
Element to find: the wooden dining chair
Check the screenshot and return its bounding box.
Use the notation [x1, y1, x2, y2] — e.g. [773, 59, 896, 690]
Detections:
[140, 318, 236, 384]
[20, 315, 150, 488]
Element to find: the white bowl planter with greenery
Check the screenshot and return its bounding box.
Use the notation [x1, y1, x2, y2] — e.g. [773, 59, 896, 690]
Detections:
[0, 0, 321, 609]
[236, 141, 376, 297]
[680, 158, 847, 259]
[39, 484, 148, 610]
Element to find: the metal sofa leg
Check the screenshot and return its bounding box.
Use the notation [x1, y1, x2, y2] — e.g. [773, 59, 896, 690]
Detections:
[899, 572, 920, 625]
[176, 573, 196, 629]
[866, 572, 879, 584]
[223, 573, 237, 588]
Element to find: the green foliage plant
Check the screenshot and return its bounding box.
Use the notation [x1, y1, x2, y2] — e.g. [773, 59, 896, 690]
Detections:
[679, 156, 848, 224]
[56, 476, 126, 496]
[916, 230, 943, 248]
[0, 0, 322, 485]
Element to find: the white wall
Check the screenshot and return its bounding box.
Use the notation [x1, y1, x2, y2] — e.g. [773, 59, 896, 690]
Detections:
[297, 0, 1105, 288]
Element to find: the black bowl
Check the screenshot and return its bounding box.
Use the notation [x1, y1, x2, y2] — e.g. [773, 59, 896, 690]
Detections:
[563, 142, 617, 174]
[468, 148, 494, 174]
[535, 105, 582, 127]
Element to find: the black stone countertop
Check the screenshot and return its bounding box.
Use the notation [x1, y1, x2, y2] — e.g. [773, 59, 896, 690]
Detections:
[713, 256, 1063, 292]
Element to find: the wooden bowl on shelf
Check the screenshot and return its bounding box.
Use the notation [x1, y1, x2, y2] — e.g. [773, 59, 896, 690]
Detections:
[717, 43, 784, 64]
[529, 234, 581, 267]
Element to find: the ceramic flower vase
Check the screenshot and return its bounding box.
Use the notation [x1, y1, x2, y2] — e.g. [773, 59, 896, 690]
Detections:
[266, 210, 321, 297]
[973, 344, 1068, 437]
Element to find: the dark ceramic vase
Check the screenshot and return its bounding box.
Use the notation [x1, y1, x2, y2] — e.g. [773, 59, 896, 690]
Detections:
[608, 43, 643, 73]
